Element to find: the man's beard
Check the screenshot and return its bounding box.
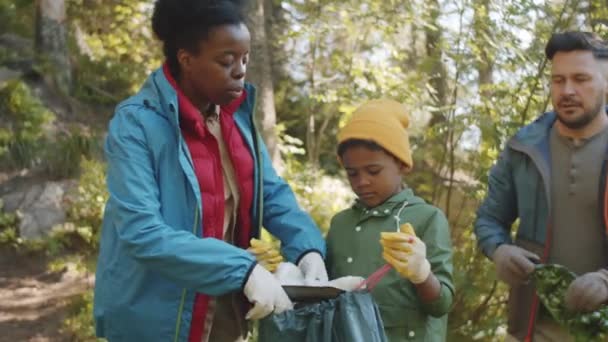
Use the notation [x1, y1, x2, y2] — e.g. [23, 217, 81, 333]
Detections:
[555, 95, 604, 130]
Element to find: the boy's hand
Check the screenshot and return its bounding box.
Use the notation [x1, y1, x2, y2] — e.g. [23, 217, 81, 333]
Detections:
[380, 223, 430, 284]
[247, 238, 284, 273]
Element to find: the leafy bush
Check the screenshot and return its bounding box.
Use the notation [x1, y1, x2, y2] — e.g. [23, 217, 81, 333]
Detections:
[50, 158, 107, 255]
[68, 0, 161, 105]
[71, 55, 144, 105]
[62, 291, 105, 341]
[279, 134, 353, 233]
[0, 0, 35, 37]
[0, 79, 55, 170]
[43, 127, 103, 179]
[0, 199, 19, 248]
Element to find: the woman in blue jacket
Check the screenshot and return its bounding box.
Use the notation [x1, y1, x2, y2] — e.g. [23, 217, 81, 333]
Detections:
[93, 1, 327, 341]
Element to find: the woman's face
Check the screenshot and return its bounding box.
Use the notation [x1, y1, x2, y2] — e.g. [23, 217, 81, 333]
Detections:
[178, 23, 250, 107]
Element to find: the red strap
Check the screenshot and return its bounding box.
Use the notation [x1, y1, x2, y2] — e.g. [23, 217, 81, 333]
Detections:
[524, 221, 554, 342]
[356, 264, 393, 291]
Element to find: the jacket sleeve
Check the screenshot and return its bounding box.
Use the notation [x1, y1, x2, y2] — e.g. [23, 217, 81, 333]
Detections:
[257, 137, 326, 264]
[420, 209, 454, 317]
[104, 110, 256, 296]
[474, 149, 518, 259]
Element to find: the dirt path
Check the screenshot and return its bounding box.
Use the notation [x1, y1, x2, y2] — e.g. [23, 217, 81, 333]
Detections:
[0, 248, 93, 342]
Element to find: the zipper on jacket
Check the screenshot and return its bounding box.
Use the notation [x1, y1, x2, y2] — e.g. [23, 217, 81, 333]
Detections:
[601, 159, 608, 235]
[174, 207, 199, 342]
[247, 95, 264, 237]
[507, 140, 551, 341]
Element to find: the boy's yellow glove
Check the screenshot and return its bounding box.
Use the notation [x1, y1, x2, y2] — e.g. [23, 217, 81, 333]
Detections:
[380, 223, 431, 284]
[247, 238, 284, 273]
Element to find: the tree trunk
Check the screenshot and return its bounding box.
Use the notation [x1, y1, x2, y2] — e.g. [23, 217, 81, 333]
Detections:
[474, 0, 494, 91]
[35, 0, 71, 94]
[424, 0, 448, 127]
[422, 0, 450, 203]
[245, 0, 282, 168]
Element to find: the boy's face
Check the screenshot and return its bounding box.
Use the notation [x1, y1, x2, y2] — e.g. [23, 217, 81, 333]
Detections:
[341, 145, 405, 208]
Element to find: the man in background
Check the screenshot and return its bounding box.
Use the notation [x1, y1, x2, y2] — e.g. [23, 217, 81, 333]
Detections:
[474, 31, 608, 341]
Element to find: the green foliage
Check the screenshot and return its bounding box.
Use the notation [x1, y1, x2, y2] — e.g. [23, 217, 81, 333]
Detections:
[51, 158, 107, 255]
[62, 291, 105, 341]
[533, 264, 608, 342]
[71, 55, 142, 105]
[43, 128, 103, 179]
[0, 0, 35, 37]
[279, 134, 354, 232]
[0, 79, 55, 169]
[67, 0, 162, 104]
[0, 159, 107, 258]
[0, 199, 20, 248]
[0, 80, 102, 177]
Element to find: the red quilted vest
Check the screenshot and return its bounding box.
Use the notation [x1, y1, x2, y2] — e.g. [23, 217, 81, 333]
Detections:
[163, 64, 255, 342]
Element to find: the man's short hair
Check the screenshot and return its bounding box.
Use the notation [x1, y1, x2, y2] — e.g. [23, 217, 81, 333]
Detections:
[545, 31, 608, 60]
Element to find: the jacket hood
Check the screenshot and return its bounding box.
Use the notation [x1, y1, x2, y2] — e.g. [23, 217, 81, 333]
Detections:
[353, 187, 427, 211]
[510, 107, 608, 147]
[115, 66, 256, 132]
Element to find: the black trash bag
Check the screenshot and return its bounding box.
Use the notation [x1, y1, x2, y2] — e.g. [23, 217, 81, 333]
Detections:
[258, 291, 388, 342]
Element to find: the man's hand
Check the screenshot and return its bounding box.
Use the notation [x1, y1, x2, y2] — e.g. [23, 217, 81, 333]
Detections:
[491, 244, 539, 286]
[565, 270, 608, 313]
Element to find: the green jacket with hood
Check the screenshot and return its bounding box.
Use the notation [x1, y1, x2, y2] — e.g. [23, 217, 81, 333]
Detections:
[326, 189, 454, 342]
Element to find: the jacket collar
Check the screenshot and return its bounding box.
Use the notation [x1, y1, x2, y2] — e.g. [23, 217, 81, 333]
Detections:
[509, 111, 556, 147]
[510, 107, 608, 148]
[161, 63, 247, 137]
[118, 65, 255, 135]
[352, 188, 426, 219]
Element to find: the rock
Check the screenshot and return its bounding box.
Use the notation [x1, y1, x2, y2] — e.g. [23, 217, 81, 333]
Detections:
[1, 180, 74, 239]
[0, 33, 33, 56]
[0, 67, 21, 87]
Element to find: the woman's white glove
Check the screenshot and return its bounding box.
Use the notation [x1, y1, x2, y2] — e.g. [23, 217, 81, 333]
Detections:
[243, 264, 293, 320]
[297, 252, 329, 285]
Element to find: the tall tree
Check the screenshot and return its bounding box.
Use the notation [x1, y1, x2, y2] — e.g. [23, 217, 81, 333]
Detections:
[245, 0, 282, 167]
[424, 0, 448, 127]
[35, 0, 71, 94]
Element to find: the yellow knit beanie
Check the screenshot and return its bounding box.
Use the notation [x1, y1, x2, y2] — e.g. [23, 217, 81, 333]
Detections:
[337, 99, 413, 170]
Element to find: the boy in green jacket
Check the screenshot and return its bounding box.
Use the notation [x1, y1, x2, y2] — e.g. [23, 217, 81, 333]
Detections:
[326, 99, 454, 341]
